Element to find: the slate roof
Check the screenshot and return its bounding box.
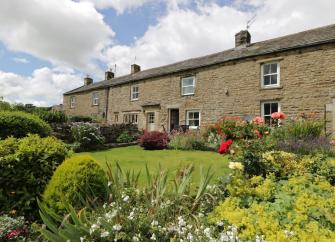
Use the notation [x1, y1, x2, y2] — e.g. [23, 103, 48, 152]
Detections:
[65, 24, 335, 95]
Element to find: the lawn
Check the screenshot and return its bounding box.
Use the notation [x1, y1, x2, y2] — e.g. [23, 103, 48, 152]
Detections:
[80, 145, 230, 185]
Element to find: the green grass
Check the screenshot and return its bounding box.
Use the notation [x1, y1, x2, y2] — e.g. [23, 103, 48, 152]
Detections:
[79, 145, 230, 185]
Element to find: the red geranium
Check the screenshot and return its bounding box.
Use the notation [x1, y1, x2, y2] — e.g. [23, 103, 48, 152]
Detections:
[252, 116, 264, 125]
[271, 112, 286, 120]
[218, 139, 233, 154]
[253, 129, 262, 139]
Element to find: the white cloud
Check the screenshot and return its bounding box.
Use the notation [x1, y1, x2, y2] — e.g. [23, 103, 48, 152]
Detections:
[104, 0, 335, 76]
[79, 0, 153, 13]
[12, 57, 29, 64]
[0, 0, 113, 73]
[0, 67, 82, 106]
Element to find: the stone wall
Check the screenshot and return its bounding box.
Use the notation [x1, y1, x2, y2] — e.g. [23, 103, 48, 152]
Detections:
[63, 88, 108, 119]
[107, 43, 335, 134]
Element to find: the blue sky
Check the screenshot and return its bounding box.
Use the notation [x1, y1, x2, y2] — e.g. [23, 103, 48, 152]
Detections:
[1, 0, 335, 106]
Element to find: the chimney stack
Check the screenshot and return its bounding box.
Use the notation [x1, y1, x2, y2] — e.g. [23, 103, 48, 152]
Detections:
[105, 70, 115, 80]
[131, 64, 141, 74]
[84, 75, 93, 86]
[235, 30, 251, 48]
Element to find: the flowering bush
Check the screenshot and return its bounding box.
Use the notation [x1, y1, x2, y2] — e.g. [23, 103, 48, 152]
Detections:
[218, 139, 233, 154]
[139, 131, 169, 150]
[71, 123, 105, 151]
[0, 215, 28, 241]
[271, 111, 286, 120]
[210, 174, 335, 241]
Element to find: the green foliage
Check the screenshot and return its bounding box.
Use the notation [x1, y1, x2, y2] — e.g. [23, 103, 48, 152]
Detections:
[0, 111, 52, 139]
[39, 164, 226, 242]
[71, 123, 105, 151]
[168, 131, 209, 151]
[0, 135, 69, 220]
[43, 155, 107, 214]
[209, 174, 335, 241]
[69, 115, 93, 123]
[34, 109, 67, 124]
[0, 100, 11, 111]
[116, 131, 134, 143]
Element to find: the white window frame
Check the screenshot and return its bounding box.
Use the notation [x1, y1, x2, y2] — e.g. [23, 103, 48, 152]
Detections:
[261, 101, 281, 124]
[261, 62, 280, 88]
[147, 112, 155, 124]
[70, 96, 76, 108]
[131, 85, 139, 101]
[181, 76, 195, 96]
[92, 92, 99, 106]
[186, 110, 201, 129]
[123, 113, 139, 124]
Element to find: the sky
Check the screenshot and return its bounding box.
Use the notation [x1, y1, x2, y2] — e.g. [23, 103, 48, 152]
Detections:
[0, 0, 335, 106]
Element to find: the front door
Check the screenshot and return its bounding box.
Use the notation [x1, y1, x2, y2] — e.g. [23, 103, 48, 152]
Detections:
[170, 109, 179, 131]
[146, 112, 156, 131]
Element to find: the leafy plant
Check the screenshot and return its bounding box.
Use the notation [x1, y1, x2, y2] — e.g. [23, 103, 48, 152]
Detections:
[139, 131, 169, 150]
[43, 155, 108, 214]
[0, 111, 52, 139]
[0, 135, 69, 221]
[0, 215, 28, 241]
[71, 123, 105, 151]
[168, 131, 209, 151]
[69, 115, 93, 123]
[116, 131, 134, 143]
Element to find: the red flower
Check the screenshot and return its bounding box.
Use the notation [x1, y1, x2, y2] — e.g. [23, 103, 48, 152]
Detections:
[218, 139, 233, 154]
[253, 129, 263, 139]
[271, 112, 286, 120]
[252, 116, 264, 125]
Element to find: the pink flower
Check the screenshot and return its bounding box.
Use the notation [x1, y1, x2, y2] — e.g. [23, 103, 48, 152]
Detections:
[218, 139, 233, 154]
[330, 140, 335, 146]
[252, 116, 264, 124]
[271, 112, 286, 120]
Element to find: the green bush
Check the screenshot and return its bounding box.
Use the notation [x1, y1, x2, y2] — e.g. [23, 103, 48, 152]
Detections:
[168, 131, 209, 151]
[69, 115, 93, 122]
[0, 135, 69, 220]
[43, 155, 107, 213]
[0, 111, 52, 139]
[116, 131, 135, 143]
[71, 123, 105, 151]
[34, 109, 67, 124]
[209, 174, 335, 241]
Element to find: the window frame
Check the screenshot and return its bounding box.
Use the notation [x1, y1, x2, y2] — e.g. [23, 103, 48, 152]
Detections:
[131, 84, 139, 101]
[186, 110, 201, 129]
[181, 76, 196, 96]
[261, 62, 280, 88]
[147, 112, 155, 124]
[261, 101, 281, 125]
[70, 96, 76, 108]
[92, 92, 99, 106]
[123, 112, 139, 124]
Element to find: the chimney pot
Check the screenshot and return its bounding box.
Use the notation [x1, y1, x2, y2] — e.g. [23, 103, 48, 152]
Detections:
[105, 70, 115, 80]
[84, 76, 93, 86]
[235, 30, 251, 48]
[131, 64, 141, 74]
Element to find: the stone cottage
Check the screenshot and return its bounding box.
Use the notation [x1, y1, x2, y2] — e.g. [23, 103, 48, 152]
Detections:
[63, 24, 335, 134]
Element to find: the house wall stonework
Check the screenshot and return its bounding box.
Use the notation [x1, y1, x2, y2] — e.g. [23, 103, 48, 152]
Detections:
[63, 89, 108, 119]
[107, 43, 335, 134]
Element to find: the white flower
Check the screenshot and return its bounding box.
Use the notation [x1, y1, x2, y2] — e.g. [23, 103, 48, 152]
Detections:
[178, 216, 186, 227]
[128, 211, 135, 220]
[133, 236, 140, 241]
[187, 233, 194, 242]
[123, 195, 130, 202]
[105, 210, 117, 221]
[89, 224, 100, 234]
[151, 220, 159, 227]
[100, 231, 110, 238]
[150, 233, 156, 240]
[113, 224, 122, 231]
[228, 162, 244, 170]
[80, 237, 85, 242]
[204, 228, 211, 238]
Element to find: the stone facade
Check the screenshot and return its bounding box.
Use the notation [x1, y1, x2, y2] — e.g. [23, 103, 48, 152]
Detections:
[105, 43, 335, 134]
[63, 25, 335, 135]
[63, 89, 108, 120]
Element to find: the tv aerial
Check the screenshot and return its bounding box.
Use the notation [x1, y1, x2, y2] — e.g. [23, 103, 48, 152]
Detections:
[246, 14, 257, 30]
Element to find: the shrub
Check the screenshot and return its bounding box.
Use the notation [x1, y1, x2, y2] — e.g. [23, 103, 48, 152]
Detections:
[0, 111, 52, 139]
[43, 155, 107, 214]
[139, 131, 169, 150]
[209, 174, 335, 241]
[168, 131, 209, 151]
[0, 215, 28, 241]
[34, 110, 67, 124]
[69, 115, 93, 122]
[71, 123, 105, 151]
[100, 123, 140, 143]
[116, 131, 135, 143]
[0, 135, 69, 220]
